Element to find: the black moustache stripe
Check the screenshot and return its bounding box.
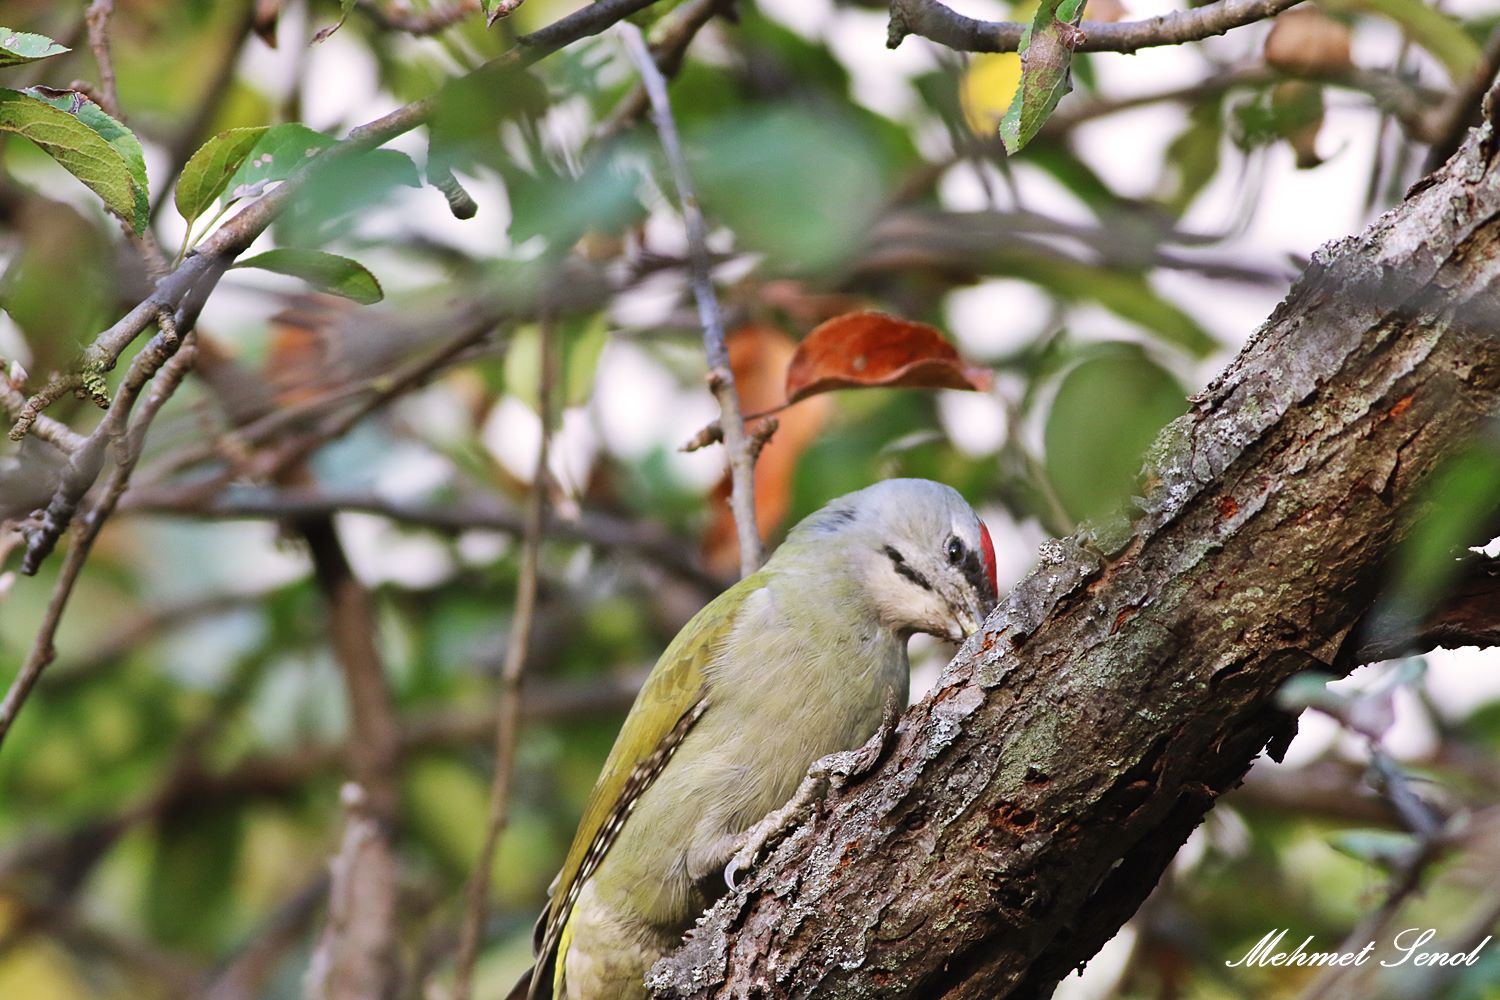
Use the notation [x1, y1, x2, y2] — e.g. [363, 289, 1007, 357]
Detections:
[960, 549, 995, 605]
[884, 545, 934, 592]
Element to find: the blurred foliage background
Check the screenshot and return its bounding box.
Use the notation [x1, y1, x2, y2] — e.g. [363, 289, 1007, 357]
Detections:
[1, 0, 1499, 997]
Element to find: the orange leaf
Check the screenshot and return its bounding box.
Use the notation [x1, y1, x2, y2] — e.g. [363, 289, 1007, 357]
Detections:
[783, 311, 992, 404]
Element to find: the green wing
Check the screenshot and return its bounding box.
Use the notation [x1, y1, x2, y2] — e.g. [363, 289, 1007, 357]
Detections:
[530, 571, 767, 996]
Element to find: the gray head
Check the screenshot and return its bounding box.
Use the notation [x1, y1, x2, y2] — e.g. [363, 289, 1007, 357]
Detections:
[781, 478, 999, 641]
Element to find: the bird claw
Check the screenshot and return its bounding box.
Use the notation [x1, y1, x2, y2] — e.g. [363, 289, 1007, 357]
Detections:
[723, 855, 746, 892]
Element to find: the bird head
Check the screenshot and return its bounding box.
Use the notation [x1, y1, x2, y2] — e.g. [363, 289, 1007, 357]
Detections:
[785, 478, 999, 642]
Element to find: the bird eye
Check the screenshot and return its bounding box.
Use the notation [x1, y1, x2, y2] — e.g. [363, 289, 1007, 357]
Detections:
[945, 536, 963, 563]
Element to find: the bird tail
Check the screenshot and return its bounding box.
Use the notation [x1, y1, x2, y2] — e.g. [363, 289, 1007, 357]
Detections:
[504, 965, 541, 1000]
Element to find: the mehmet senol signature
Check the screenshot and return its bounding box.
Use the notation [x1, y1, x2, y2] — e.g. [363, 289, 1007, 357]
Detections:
[1227, 928, 1491, 970]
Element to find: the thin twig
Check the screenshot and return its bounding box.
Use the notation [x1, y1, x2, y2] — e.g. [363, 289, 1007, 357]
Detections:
[887, 0, 1304, 54]
[84, 0, 120, 119]
[597, 0, 734, 137]
[17, 308, 195, 574]
[1292, 729, 1453, 1000]
[0, 3, 674, 761]
[452, 321, 556, 1000]
[0, 331, 198, 750]
[0, 379, 85, 453]
[10, 0, 670, 440]
[620, 21, 762, 576]
[149, 0, 260, 222]
[120, 487, 721, 590]
[355, 0, 479, 35]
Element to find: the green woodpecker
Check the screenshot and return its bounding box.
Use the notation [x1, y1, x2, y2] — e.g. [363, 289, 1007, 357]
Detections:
[511, 478, 999, 1000]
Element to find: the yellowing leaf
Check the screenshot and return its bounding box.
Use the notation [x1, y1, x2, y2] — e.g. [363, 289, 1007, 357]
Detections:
[1000, 0, 1088, 154]
[0, 88, 148, 231]
[960, 53, 1023, 136]
[176, 126, 270, 225]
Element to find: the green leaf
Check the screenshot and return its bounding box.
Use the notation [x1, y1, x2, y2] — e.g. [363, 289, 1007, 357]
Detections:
[1336, 0, 1479, 81]
[692, 109, 884, 273]
[220, 122, 335, 203]
[273, 147, 421, 247]
[175, 126, 269, 225]
[999, 0, 1087, 154]
[1162, 98, 1224, 215]
[26, 87, 148, 194]
[0, 27, 68, 68]
[504, 143, 644, 252]
[1391, 446, 1500, 614]
[1044, 346, 1187, 523]
[990, 254, 1217, 357]
[0, 88, 148, 231]
[233, 248, 383, 304]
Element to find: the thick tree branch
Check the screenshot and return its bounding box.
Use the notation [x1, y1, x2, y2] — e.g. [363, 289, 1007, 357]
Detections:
[649, 96, 1500, 999]
[1343, 554, 1500, 666]
[888, 0, 1303, 54]
[298, 516, 404, 999]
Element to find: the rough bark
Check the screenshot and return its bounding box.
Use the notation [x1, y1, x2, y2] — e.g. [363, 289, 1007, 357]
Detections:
[648, 106, 1500, 997]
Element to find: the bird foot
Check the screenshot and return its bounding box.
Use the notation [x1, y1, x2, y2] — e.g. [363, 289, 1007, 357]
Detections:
[723, 689, 902, 891]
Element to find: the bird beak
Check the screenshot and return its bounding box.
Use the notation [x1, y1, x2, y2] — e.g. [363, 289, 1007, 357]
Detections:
[952, 589, 996, 641]
[951, 604, 982, 641]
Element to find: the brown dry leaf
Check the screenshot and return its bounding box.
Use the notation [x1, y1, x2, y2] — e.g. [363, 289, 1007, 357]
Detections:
[701, 326, 833, 577]
[1264, 8, 1352, 77]
[252, 0, 280, 48]
[784, 311, 992, 405]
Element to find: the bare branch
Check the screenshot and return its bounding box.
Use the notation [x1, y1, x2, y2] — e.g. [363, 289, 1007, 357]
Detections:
[599, 0, 736, 137]
[0, 379, 85, 453]
[0, 329, 198, 751]
[84, 0, 121, 119]
[10, 0, 671, 440]
[621, 21, 763, 577]
[122, 486, 721, 589]
[453, 323, 556, 1000]
[295, 512, 405, 998]
[17, 307, 199, 573]
[304, 784, 401, 1000]
[355, 0, 479, 35]
[887, 0, 1305, 55]
[1342, 555, 1500, 667]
